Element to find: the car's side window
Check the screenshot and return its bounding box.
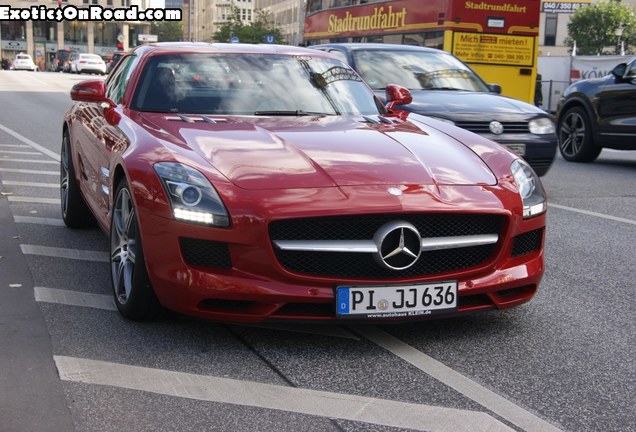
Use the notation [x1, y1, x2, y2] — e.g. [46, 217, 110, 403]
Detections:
[105, 55, 139, 104]
[627, 61, 636, 78]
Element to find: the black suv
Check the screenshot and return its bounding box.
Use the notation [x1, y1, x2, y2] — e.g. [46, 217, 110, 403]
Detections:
[556, 58, 636, 162]
[50, 48, 77, 72]
[106, 52, 124, 74]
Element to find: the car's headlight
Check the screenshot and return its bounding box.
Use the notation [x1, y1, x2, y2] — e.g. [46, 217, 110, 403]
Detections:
[511, 159, 547, 219]
[528, 117, 555, 135]
[154, 162, 230, 227]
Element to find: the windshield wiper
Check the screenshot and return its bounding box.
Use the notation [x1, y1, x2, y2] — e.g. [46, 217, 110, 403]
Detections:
[253, 110, 333, 116]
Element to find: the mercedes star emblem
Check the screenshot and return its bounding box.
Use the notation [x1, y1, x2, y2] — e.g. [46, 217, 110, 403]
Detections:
[373, 221, 422, 271]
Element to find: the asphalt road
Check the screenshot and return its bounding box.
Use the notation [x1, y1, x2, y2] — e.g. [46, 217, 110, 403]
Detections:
[0, 70, 634, 432]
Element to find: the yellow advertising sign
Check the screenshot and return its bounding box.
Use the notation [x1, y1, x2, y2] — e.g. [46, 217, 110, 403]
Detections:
[452, 32, 534, 67]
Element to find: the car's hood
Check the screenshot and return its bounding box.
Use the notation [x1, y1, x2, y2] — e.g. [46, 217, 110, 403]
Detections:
[139, 114, 496, 190]
[379, 90, 545, 118]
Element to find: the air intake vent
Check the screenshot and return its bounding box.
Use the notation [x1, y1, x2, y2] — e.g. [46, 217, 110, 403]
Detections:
[180, 237, 232, 268]
[511, 229, 543, 257]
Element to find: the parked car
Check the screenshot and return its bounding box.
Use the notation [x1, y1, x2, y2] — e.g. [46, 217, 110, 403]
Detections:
[312, 43, 557, 176]
[71, 53, 107, 74]
[106, 51, 125, 73]
[556, 58, 636, 162]
[50, 48, 77, 72]
[61, 43, 546, 323]
[12, 53, 38, 71]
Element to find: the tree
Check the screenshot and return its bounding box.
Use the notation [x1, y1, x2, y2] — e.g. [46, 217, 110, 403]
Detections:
[566, 0, 635, 55]
[151, 21, 183, 42]
[212, 7, 285, 44]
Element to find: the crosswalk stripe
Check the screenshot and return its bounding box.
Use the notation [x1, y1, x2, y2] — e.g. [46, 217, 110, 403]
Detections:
[20, 244, 109, 262]
[54, 355, 515, 432]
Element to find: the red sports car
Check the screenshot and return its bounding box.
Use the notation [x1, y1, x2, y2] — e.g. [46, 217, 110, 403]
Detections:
[61, 43, 547, 323]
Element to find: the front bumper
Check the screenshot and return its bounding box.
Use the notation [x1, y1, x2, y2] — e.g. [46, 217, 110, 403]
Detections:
[135, 185, 545, 324]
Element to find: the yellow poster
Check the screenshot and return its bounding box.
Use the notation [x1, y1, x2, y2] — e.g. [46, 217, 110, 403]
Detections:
[452, 32, 535, 67]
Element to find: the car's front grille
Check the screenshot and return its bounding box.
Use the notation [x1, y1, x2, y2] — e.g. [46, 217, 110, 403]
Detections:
[180, 237, 232, 269]
[270, 214, 503, 279]
[455, 121, 529, 134]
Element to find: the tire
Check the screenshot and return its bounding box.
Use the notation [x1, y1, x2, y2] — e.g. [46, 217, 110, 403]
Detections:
[60, 131, 96, 228]
[557, 106, 601, 162]
[110, 178, 168, 320]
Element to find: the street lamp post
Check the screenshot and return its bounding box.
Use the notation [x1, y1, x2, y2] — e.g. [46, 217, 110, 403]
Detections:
[615, 24, 624, 55]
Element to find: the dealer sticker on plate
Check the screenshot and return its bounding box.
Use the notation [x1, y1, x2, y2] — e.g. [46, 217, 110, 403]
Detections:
[336, 281, 457, 319]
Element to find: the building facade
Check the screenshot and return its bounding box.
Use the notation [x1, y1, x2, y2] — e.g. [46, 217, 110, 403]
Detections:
[539, 0, 635, 56]
[185, 0, 255, 42]
[0, 0, 151, 68]
[255, 0, 304, 46]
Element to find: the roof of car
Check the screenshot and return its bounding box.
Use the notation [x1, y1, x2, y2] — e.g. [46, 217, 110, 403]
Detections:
[131, 42, 335, 58]
[311, 43, 445, 54]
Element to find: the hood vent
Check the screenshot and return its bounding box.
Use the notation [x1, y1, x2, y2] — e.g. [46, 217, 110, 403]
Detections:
[164, 115, 228, 124]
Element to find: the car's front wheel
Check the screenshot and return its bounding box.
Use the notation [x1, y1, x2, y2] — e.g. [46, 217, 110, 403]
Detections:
[60, 131, 95, 228]
[558, 106, 601, 162]
[111, 178, 167, 320]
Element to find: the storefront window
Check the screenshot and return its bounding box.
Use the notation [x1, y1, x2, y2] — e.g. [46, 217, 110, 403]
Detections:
[33, 22, 56, 42]
[64, 21, 89, 44]
[1, 21, 26, 41]
[94, 22, 118, 46]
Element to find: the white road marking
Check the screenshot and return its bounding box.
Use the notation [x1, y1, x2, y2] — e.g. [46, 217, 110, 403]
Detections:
[0, 144, 29, 148]
[8, 196, 60, 204]
[0, 168, 58, 175]
[3, 181, 58, 188]
[54, 355, 515, 432]
[354, 326, 563, 432]
[13, 215, 65, 226]
[0, 158, 58, 164]
[35, 287, 116, 311]
[549, 203, 636, 226]
[20, 244, 109, 262]
[0, 123, 61, 161]
[0, 150, 42, 155]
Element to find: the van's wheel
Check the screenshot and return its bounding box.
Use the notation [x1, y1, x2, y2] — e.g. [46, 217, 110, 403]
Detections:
[110, 178, 168, 320]
[558, 106, 601, 162]
[60, 131, 95, 228]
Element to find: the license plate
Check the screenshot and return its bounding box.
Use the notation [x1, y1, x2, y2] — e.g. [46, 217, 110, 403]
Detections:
[502, 143, 526, 157]
[336, 281, 457, 319]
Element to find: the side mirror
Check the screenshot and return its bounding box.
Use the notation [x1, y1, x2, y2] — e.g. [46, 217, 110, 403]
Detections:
[70, 80, 112, 105]
[488, 84, 502, 94]
[385, 84, 412, 111]
[610, 63, 628, 79]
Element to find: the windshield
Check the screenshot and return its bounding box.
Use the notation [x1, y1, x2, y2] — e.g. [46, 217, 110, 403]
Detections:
[353, 49, 491, 92]
[132, 53, 383, 116]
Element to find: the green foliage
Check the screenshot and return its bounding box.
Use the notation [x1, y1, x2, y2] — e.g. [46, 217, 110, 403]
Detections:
[565, 0, 635, 55]
[150, 21, 183, 42]
[212, 7, 285, 44]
